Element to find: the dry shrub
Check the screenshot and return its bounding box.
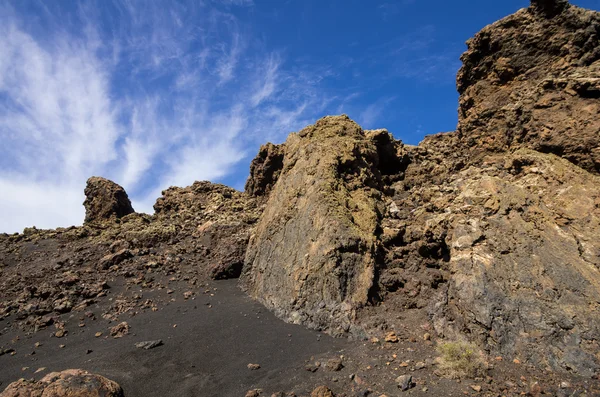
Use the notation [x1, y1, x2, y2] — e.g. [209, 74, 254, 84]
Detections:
[436, 340, 486, 379]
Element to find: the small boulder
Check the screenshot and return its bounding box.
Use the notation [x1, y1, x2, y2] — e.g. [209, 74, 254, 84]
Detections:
[0, 369, 124, 396]
[396, 375, 413, 391]
[110, 322, 130, 338]
[311, 386, 335, 397]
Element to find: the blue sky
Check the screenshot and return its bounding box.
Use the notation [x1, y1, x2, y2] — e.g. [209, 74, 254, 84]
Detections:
[1, 0, 599, 233]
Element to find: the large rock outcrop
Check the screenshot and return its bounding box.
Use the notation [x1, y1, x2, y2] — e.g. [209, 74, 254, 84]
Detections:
[83, 177, 135, 224]
[0, 369, 124, 397]
[241, 116, 404, 335]
[457, 0, 600, 173]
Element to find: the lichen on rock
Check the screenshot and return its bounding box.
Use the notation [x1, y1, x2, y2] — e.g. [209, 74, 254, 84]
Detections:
[241, 115, 397, 335]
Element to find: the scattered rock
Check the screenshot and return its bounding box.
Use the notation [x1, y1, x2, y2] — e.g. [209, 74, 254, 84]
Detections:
[247, 363, 261, 370]
[311, 386, 335, 397]
[110, 322, 130, 338]
[245, 389, 262, 397]
[396, 375, 414, 391]
[326, 357, 344, 372]
[530, 381, 542, 396]
[135, 340, 163, 350]
[385, 332, 399, 343]
[470, 385, 482, 392]
[306, 362, 321, 372]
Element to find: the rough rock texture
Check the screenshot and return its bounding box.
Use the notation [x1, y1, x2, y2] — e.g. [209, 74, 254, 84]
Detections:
[242, 116, 404, 335]
[245, 142, 286, 197]
[431, 150, 600, 376]
[457, 0, 600, 173]
[0, 369, 124, 397]
[372, 147, 600, 376]
[83, 177, 135, 224]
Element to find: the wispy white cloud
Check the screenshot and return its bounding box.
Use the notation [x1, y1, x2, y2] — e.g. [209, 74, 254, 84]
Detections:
[359, 97, 397, 128]
[0, 0, 352, 233]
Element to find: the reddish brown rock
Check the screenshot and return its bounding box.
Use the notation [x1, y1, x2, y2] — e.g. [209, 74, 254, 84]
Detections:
[83, 177, 135, 224]
[0, 369, 124, 397]
[457, 0, 600, 174]
[310, 386, 334, 397]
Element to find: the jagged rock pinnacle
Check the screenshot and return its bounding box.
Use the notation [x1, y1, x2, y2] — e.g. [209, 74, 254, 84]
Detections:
[83, 176, 135, 224]
[530, 0, 570, 16]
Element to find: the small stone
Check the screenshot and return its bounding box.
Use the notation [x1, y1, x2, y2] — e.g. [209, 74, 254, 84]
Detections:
[54, 330, 66, 338]
[246, 389, 261, 397]
[513, 358, 521, 364]
[95, 332, 103, 338]
[326, 357, 344, 371]
[247, 363, 261, 370]
[530, 382, 542, 397]
[396, 375, 413, 391]
[423, 333, 431, 341]
[311, 386, 334, 397]
[135, 340, 163, 350]
[415, 361, 426, 370]
[385, 332, 399, 343]
[306, 362, 321, 372]
[35, 367, 46, 374]
[34, 342, 42, 348]
[183, 291, 193, 299]
[370, 337, 380, 344]
[59, 344, 65, 349]
[110, 322, 130, 338]
[470, 385, 481, 392]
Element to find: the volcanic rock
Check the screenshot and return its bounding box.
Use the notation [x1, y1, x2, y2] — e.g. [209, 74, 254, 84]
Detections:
[456, 0, 600, 174]
[83, 177, 135, 224]
[245, 142, 286, 197]
[242, 115, 393, 335]
[0, 369, 124, 397]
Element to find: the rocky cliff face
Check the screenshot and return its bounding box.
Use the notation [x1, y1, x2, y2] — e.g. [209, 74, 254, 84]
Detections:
[239, 0, 600, 375]
[1, 0, 599, 385]
[457, 0, 600, 173]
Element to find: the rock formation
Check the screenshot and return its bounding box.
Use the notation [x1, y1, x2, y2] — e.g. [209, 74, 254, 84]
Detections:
[1, 0, 599, 385]
[456, 0, 600, 173]
[0, 369, 124, 397]
[242, 116, 402, 334]
[83, 177, 135, 224]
